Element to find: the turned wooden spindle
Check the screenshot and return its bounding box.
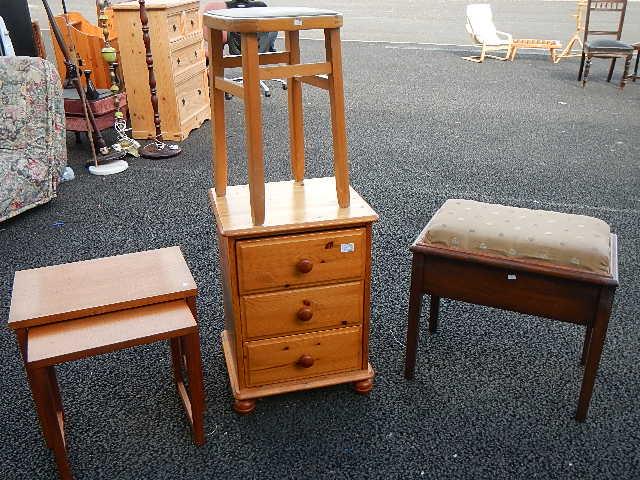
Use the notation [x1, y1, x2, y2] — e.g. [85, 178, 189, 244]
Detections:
[137, 0, 181, 158]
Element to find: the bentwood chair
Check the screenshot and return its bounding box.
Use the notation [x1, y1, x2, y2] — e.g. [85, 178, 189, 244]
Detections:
[462, 4, 513, 63]
[578, 0, 634, 89]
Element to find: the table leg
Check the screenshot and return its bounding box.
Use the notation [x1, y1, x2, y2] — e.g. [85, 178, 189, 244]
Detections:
[241, 32, 265, 226]
[208, 28, 228, 196]
[285, 30, 305, 184]
[184, 331, 206, 446]
[324, 27, 350, 208]
[29, 367, 73, 479]
[576, 288, 614, 422]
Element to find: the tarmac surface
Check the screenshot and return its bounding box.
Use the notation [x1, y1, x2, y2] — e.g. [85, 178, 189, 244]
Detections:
[1, 34, 639, 479]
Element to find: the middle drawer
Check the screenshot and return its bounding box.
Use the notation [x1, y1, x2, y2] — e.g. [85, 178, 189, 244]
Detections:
[241, 281, 363, 339]
[236, 228, 366, 293]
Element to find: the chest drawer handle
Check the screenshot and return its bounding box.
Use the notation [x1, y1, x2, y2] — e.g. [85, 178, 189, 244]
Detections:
[296, 259, 313, 273]
[296, 354, 314, 368]
[296, 307, 313, 322]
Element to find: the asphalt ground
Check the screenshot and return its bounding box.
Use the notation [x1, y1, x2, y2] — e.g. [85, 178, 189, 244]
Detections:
[1, 38, 640, 480]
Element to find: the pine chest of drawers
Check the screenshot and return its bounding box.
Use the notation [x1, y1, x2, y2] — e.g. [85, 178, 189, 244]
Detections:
[113, 0, 210, 141]
[209, 177, 378, 414]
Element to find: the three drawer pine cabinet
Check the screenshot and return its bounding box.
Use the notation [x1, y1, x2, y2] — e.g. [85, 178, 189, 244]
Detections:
[209, 178, 378, 413]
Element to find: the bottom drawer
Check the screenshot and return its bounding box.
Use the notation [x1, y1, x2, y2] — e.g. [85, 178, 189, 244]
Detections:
[245, 326, 362, 387]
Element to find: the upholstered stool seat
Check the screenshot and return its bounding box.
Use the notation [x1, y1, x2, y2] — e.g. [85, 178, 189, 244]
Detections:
[421, 199, 611, 274]
[404, 199, 619, 422]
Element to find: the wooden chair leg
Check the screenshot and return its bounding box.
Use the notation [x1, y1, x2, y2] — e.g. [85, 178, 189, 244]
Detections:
[582, 56, 592, 87]
[620, 55, 631, 90]
[607, 57, 617, 83]
[428, 296, 440, 334]
[633, 51, 639, 81]
[183, 331, 206, 446]
[404, 254, 424, 379]
[578, 51, 586, 80]
[576, 289, 614, 422]
[30, 367, 73, 480]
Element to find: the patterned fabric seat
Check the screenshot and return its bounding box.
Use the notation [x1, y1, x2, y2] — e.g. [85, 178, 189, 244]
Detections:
[419, 199, 611, 275]
[0, 57, 67, 222]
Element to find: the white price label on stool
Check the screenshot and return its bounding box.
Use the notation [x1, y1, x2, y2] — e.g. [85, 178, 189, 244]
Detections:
[294, 17, 303, 26]
[340, 243, 355, 253]
[507, 274, 517, 280]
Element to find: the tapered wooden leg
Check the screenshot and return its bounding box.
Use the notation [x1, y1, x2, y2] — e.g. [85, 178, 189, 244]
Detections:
[620, 55, 631, 90]
[581, 322, 593, 366]
[208, 28, 228, 196]
[183, 332, 205, 445]
[578, 52, 586, 80]
[607, 57, 617, 82]
[241, 32, 265, 226]
[404, 254, 424, 380]
[428, 296, 440, 334]
[576, 288, 614, 422]
[285, 31, 305, 184]
[30, 367, 72, 480]
[582, 56, 592, 87]
[324, 27, 350, 208]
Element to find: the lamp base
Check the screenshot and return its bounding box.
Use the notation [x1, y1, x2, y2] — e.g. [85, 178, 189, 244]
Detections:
[88, 160, 129, 176]
[85, 149, 128, 167]
[139, 142, 181, 159]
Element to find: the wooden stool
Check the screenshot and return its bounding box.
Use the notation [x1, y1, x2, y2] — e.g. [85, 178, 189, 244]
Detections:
[8, 247, 205, 479]
[508, 39, 562, 62]
[404, 199, 618, 422]
[203, 7, 350, 226]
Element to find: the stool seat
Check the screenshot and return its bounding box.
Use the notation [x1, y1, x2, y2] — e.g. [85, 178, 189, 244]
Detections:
[419, 199, 611, 275]
[204, 6, 342, 32]
[28, 301, 196, 368]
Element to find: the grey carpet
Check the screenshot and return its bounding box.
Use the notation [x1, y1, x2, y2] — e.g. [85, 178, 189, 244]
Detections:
[1, 42, 639, 479]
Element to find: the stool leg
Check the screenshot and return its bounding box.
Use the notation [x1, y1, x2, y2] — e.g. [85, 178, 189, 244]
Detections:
[170, 336, 184, 383]
[285, 30, 305, 184]
[241, 32, 265, 226]
[30, 367, 72, 480]
[580, 322, 593, 366]
[576, 288, 614, 422]
[208, 28, 229, 196]
[183, 331, 205, 446]
[428, 296, 440, 334]
[324, 27, 350, 208]
[404, 254, 424, 380]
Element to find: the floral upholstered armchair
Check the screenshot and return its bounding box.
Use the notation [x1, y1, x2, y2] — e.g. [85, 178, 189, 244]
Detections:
[0, 56, 67, 222]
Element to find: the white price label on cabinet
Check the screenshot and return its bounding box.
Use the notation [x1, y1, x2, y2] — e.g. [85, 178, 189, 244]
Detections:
[340, 243, 355, 253]
[294, 17, 303, 26]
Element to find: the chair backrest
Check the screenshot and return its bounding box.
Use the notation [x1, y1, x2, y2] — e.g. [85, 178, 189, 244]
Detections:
[465, 4, 501, 45]
[583, 0, 628, 43]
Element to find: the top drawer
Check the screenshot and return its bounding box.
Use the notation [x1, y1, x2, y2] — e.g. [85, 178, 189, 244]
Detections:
[237, 229, 366, 294]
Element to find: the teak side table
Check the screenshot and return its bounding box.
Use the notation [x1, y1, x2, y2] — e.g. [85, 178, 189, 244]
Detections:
[8, 247, 205, 479]
[204, 7, 379, 414]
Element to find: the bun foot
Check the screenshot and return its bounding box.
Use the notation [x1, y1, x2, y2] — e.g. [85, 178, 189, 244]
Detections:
[353, 378, 374, 395]
[233, 398, 256, 415]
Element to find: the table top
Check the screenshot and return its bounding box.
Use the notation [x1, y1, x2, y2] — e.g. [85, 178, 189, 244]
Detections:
[209, 176, 378, 238]
[8, 246, 197, 330]
[27, 300, 196, 367]
[203, 7, 342, 33]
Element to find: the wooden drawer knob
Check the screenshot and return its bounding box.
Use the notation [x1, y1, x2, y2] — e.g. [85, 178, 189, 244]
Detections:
[296, 354, 314, 368]
[296, 259, 313, 273]
[296, 306, 313, 322]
